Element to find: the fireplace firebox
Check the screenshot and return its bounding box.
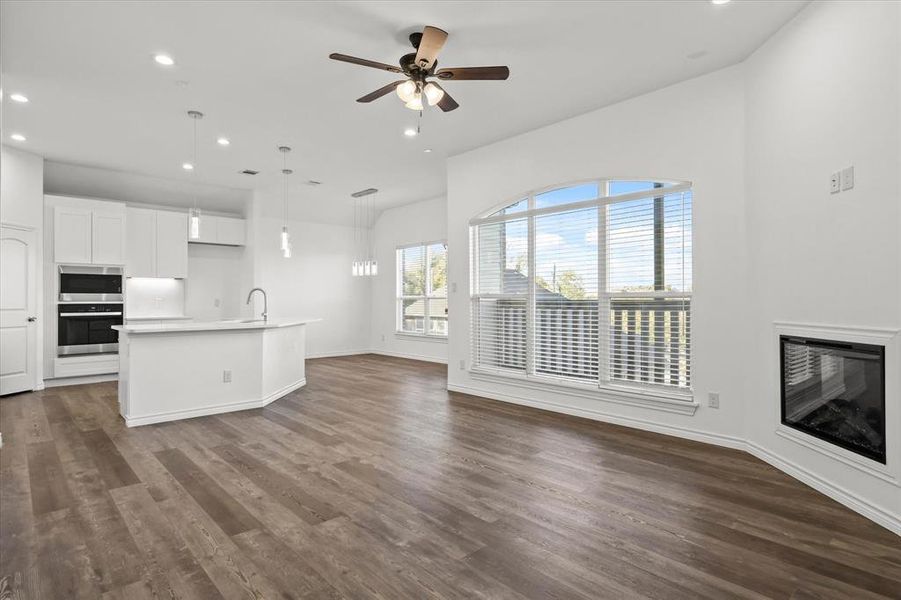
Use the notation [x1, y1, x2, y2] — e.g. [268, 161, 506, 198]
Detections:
[780, 336, 885, 464]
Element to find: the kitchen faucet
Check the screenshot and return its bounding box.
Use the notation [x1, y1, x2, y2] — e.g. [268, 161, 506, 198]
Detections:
[246, 287, 268, 322]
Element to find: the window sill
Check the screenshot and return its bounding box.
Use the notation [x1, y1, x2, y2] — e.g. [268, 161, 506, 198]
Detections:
[394, 332, 448, 343]
[468, 368, 698, 416]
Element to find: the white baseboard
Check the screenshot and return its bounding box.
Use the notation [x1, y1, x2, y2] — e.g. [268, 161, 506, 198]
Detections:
[306, 349, 370, 359]
[44, 373, 118, 388]
[372, 349, 448, 365]
[124, 378, 306, 427]
[746, 442, 900, 536]
[447, 382, 900, 537]
[447, 383, 744, 450]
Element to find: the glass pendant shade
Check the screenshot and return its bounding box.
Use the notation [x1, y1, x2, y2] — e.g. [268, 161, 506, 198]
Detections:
[364, 260, 372, 276]
[282, 243, 292, 259]
[189, 208, 201, 240]
[280, 226, 290, 251]
[404, 93, 424, 111]
[371, 260, 378, 276]
[423, 82, 444, 106]
[396, 80, 417, 103]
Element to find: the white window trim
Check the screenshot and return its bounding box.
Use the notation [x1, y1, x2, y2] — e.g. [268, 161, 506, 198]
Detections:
[396, 240, 448, 338]
[469, 178, 693, 407]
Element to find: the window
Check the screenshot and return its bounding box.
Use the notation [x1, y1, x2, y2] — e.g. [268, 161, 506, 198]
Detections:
[397, 242, 448, 337]
[471, 180, 692, 394]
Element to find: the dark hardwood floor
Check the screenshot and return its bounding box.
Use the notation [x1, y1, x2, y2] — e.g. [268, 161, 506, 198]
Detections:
[1, 354, 899, 599]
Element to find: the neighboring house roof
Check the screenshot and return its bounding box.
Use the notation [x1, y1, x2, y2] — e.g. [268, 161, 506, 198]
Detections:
[503, 269, 564, 300]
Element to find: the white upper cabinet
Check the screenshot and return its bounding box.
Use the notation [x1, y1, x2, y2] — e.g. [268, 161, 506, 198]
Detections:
[188, 214, 245, 246]
[51, 197, 126, 265]
[126, 207, 188, 278]
[92, 208, 127, 265]
[53, 206, 93, 264]
[125, 207, 156, 277]
[156, 210, 188, 278]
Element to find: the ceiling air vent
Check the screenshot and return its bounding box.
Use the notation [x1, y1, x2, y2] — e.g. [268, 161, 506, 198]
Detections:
[240, 169, 259, 176]
[351, 188, 378, 198]
[307, 180, 322, 186]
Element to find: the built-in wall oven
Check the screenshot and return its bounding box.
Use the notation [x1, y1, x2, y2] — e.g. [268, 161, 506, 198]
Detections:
[59, 265, 123, 302]
[58, 304, 123, 356]
[57, 265, 123, 356]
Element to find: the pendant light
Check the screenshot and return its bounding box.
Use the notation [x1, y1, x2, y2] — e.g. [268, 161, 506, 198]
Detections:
[278, 146, 293, 259]
[350, 188, 378, 276]
[187, 110, 203, 240]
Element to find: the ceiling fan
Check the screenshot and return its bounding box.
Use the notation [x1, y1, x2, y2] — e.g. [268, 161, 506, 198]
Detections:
[329, 25, 510, 112]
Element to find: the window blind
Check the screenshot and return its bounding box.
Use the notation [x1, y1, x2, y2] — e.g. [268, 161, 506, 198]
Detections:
[397, 242, 448, 337]
[470, 181, 692, 392]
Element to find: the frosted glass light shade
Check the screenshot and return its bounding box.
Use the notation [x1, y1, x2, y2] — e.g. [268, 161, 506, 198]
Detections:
[371, 260, 378, 276]
[423, 82, 444, 106]
[396, 80, 416, 102]
[189, 209, 201, 240]
[280, 227, 290, 251]
[404, 93, 423, 111]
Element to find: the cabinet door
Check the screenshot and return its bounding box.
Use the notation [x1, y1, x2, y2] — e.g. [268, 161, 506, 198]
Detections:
[156, 211, 188, 278]
[189, 213, 218, 244]
[125, 207, 156, 277]
[216, 216, 246, 246]
[92, 209, 126, 265]
[54, 206, 93, 264]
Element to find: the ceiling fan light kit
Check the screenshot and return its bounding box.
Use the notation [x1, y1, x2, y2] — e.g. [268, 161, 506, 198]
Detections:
[329, 25, 509, 114]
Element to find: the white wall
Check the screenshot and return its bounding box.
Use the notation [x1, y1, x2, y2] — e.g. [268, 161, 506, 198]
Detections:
[1, 145, 45, 387]
[369, 196, 448, 364]
[185, 244, 253, 320]
[444, 0, 901, 534]
[744, 0, 900, 531]
[447, 65, 750, 440]
[251, 190, 370, 358]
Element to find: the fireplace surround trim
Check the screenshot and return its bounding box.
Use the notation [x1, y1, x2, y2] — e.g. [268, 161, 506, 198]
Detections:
[773, 322, 899, 486]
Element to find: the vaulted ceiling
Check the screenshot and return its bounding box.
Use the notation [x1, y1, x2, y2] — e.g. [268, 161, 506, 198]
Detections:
[1, 1, 807, 223]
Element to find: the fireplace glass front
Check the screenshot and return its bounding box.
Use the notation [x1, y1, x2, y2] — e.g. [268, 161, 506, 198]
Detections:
[780, 336, 885, 464]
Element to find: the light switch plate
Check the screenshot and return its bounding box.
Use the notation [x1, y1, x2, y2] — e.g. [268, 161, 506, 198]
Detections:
[841, 166, 854, 191]
[708, 392, 720, 409]
[830, 172, 841, 194]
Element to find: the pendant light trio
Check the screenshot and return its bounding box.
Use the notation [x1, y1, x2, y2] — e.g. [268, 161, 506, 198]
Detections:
[183, 110, 297, 260]
[351, 187, 378, 277]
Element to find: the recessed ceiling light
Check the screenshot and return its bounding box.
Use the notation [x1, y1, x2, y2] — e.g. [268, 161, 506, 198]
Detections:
[216, 137, 230, 146]
[403, 128, 417, 137]
[10, 93, 29, 103]
[711, 0, 731, 4]
[154, 54, 175, 66]
[182, 162, 194, 170]
[10, 133, 26, 142]
[424, 149, 433, 153]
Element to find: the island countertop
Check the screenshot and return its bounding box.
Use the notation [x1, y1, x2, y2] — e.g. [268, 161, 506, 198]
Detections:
[113, 318, 320, 334]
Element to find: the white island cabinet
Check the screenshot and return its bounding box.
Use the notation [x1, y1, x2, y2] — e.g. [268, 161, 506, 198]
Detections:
[113, 319, 318, 427]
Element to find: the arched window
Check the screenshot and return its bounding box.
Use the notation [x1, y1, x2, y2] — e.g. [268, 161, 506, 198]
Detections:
[470, 179, 692, 393]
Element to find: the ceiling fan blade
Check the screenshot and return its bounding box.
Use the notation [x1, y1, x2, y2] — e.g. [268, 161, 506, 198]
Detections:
[431, 83, 459, 112]
[435, 66, 509, 81]
[329, 53, 402, 73]
[357, 80, 407, 103]
[414, 26, 448, 70]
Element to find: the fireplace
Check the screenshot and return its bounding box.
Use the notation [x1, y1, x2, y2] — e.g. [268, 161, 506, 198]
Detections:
[780, 336, 885, 464]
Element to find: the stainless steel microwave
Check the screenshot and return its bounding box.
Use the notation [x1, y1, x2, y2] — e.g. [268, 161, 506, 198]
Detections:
[58, 265, 123, 302]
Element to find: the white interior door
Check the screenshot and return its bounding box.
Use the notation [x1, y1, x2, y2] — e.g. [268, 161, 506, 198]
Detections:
[0, 226, 38, 395]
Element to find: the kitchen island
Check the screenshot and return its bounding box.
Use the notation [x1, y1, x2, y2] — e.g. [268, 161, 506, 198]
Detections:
[113, 318, 318, 426]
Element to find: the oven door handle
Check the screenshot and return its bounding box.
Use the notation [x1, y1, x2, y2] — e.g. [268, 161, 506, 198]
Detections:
[59, 312, 123, 317]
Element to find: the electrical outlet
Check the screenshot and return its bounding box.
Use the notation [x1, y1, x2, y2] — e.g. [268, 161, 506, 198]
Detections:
[223, 370, 232, 383]
[458, 359, 465, 370]
[841, 166, 854, 191]
[708, 392, 720, 409]
[451, 282, 458, 293]
[381, 334, 386, 342]
[214, 298, 221, 308]
[830, 172, 841, 194]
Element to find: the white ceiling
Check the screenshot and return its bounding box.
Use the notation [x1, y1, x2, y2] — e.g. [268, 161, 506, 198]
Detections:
[1, 1, 807, 224]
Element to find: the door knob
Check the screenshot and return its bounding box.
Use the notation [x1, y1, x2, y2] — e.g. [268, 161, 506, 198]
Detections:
[27, 317, 37, 322]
